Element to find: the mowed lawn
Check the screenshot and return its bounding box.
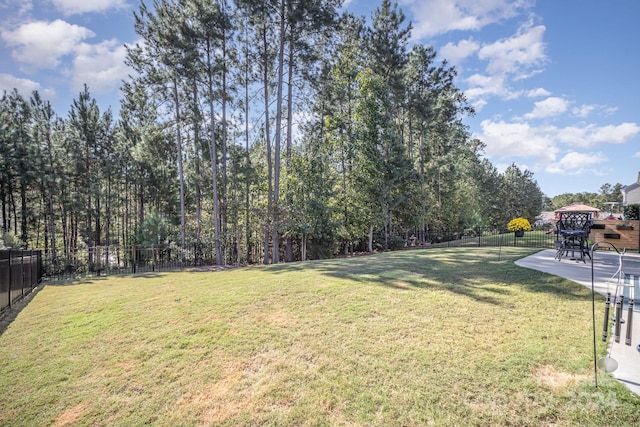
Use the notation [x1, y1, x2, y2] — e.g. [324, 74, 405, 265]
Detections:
[1, 248, 639, 426]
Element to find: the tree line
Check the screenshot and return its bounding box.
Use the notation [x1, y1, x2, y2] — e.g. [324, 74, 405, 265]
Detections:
[0, 0, 544, 264]
[547, 183, 624, 213]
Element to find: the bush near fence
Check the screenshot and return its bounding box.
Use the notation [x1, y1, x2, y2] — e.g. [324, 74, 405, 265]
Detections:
[0, 250, 43, 314]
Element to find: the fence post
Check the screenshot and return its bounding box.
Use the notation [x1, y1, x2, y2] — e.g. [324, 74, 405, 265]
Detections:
[30, 250, 34, 290]
[8, 249, 12, 309]
[21, 250, 25, 299]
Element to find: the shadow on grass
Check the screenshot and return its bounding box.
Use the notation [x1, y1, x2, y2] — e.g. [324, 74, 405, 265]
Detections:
[262, 247, 592, 306]
[44, 271, 169, 287]
[39, 248, 593, 308]
[0, 284, 44, 336]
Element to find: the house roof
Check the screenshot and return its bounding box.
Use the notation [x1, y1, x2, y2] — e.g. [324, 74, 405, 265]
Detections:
[622, 182, 640, 194]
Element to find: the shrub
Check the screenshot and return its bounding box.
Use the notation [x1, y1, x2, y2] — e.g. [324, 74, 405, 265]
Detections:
[623, 204, 640, 220]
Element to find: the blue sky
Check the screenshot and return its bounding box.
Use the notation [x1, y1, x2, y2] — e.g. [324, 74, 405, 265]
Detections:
[1, 0, 639, 197]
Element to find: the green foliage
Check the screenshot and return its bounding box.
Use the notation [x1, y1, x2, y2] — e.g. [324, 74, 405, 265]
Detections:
[0, 0, 581, 264]
[550, 182, 623, 212]
[0, 231, 19, 249]
[624, 204, 640, 220]
[135, 208, 172, 246]
[502, 163, 544, 222]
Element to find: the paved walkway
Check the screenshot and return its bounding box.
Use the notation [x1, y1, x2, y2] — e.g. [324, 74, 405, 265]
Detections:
[516, 249, 640, 396]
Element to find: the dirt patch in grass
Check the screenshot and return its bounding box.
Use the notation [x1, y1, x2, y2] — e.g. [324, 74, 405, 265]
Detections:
[390, 280, 411, 289]
[53, 403, 88, 426]
[114, 360, 136, 371]
[534, 365, 589, 391]
[262, 310, 298, 327]
[178, 359, 251, 424]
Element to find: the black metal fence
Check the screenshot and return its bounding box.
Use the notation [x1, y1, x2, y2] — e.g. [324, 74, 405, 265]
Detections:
[43, 244, 216, 280]
[421, 228, 557, 250]
[0, 250, 43, 313]
[41, 229, 558, 280]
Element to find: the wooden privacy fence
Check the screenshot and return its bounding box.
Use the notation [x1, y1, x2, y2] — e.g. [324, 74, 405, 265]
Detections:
[589, 220, 640, 252]
[0, 250, 43, 313]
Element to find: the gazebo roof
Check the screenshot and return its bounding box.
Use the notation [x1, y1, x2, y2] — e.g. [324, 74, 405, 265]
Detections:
[554, 202, 600, 213]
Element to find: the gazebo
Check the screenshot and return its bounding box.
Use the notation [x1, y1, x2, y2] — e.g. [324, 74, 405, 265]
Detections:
[555, 202, 600, 214]
[554, 203, 600, 227]
[554, 203, 599, 262]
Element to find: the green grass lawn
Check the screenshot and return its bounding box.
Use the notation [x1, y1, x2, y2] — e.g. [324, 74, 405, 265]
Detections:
[1, 247, 639, 426]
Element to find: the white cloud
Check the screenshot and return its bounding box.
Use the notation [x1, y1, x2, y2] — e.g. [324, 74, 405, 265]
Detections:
[479, 119, 559, 164]
[478, 22, 546, 76]
[572, 104, 596, 118]
[72, 39, 130, 93]
[0, 73, 40, 94]
[634, 152, 640, 158]
[472, 98, 488, 112]
[545, 152, 603, 175]
[465, 73, 509, 99]
[0, 73, 57, 100]
[404, 0, 533, 39]
[0, 0, 33, 16]
[1, 19, 94, 69]
[50, 0, 128, 15]
[440, 39, 480, 64]
[463, 22, 547, 104]
[479, 119, 640, 166]
[571, 104, 619, 118]
[524, 96, 569, 119]
[526, 88, 551, 98]
[556, 122, 640, 147]
[1, 18, 130, 96]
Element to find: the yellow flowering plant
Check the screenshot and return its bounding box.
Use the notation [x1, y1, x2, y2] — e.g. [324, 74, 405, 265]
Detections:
[507, 217, 531, 232]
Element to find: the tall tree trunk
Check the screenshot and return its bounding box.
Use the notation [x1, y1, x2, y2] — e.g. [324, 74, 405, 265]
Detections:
[0, 184, 7, 233]
[262, 21, 272, 265]
[41, 191, 48, 252]
[301, 233, 307, 262]
[384, 210, 388, 250]
[221, 31, 229, 264]
[11, 190, 17, 236]
[95, 194, 101, 246]
[20, 179, 27, 247]
[138, 173, 144, 229]
[125, 172, 130, 249]
[48, 186, 56, 261]
[244, 27, 252, 264]
[419, 124, 426, 245]
[106, 174, 111, 246]
[87, 185, 92, 258]
[272, 0, 287, 264]
[172, 77, 186, 251]
[284, 36, 295, 262]
[206, 40, 223, 266]
[193, 83, 202, 248]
